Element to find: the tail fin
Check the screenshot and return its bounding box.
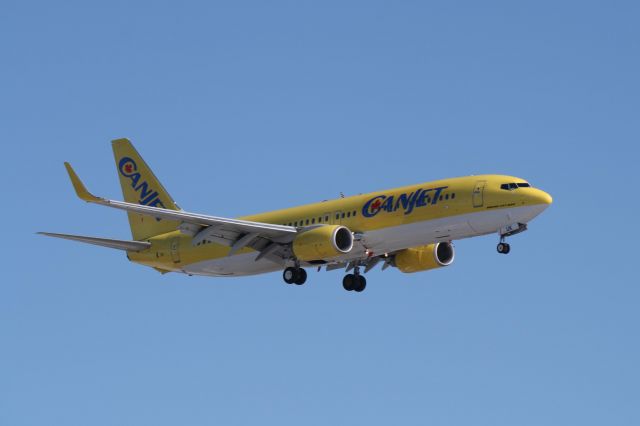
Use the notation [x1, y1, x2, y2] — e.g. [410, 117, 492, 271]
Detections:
[112, 138, 180, 240]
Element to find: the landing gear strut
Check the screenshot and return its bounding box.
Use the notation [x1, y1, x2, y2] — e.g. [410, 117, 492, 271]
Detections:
[343, 266, 366, 292]
[283, 267, 307, 285]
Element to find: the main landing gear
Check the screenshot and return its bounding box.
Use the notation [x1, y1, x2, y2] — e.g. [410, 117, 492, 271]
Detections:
[342, 266, 366, 292]
[282, 264, 368, 292]
[283, 267, 307, 285]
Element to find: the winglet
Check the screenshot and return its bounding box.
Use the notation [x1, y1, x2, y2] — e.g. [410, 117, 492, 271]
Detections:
[64, 162, 102, 203]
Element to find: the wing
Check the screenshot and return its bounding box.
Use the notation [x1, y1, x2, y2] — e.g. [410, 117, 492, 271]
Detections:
[64, 163, 298, 263]
[38, 232, 152, 251]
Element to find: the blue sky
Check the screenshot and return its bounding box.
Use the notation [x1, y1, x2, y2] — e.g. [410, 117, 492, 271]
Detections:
[2, 1, 639, 425]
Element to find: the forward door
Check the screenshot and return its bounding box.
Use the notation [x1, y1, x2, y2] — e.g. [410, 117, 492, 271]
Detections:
[472, 181, 487, 208]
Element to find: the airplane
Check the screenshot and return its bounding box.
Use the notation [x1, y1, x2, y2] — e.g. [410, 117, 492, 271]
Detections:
[40, 138, 552, 292]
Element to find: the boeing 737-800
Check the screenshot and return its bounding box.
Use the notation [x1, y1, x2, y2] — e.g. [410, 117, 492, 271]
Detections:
[40, 139, 552, 292]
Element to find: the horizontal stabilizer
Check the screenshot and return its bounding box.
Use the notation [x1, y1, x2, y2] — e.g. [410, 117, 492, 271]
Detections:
[38, 232, 151, 252]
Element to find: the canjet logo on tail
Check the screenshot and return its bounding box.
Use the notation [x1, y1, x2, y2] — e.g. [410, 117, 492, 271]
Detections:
[362, 186, 448, 218]
[118, 157, 168, 209]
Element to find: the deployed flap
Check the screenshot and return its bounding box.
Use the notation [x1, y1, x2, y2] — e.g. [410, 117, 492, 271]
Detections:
[38, 232, 151, 251]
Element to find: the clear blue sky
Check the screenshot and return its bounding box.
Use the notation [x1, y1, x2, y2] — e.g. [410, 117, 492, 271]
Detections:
[2, 1, 638, 425]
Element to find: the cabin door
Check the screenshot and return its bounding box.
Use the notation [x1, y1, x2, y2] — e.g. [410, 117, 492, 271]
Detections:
[472, 181, 487, 208]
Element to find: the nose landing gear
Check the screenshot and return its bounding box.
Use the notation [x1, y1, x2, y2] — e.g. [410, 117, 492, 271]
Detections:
[496, 223, 527, 255]
[497, 241, 511, 254]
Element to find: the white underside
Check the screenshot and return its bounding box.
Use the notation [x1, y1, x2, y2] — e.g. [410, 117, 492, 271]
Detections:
[182, 204, 548, 277]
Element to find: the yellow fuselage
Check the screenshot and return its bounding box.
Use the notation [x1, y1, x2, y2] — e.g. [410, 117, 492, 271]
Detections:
[128, 174, 552, 275]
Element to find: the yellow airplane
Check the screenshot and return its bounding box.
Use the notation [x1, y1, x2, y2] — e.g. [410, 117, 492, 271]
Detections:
[40, 138, 552, 292]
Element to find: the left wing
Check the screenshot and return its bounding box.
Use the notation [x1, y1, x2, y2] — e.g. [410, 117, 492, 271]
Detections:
[64, 162, 298, 261]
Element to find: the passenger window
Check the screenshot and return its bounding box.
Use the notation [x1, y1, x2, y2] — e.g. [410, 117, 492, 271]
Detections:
[294, 221, 298, 226]
[325, 216, 329, 221]
[445, 194, 449, 200]
[451, 193, 456, 199]
[341, 213, 345, 218]
[353, 211, 356, 216]
[439, 195, 443, 201]
[347, 212, 351, 217]
[306, 219, 309, 225]
[312, 218, 315, 224]
[336, 214, 339, 220]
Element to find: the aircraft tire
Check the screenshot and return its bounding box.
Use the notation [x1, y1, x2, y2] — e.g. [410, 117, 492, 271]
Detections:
[283, 267, 297, 284]
[497, 242, 511, 254]
[294, 268, 307, 285]
[342, 274, 355, 291]
[354, 275, 367, 292]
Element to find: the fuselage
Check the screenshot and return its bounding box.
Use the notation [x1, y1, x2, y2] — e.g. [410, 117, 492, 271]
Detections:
[128, 174, 552, 276]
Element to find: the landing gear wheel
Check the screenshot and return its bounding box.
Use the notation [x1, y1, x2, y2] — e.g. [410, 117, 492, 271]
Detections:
[343, 274, 366, 292]
[343, 274, 355, 291]
[294, 268, 307, 285]
[354, 275, 367, 292]
[283, 267, 297, 284]
[497, 242, 511, 254]
[284, 267, 307, 285]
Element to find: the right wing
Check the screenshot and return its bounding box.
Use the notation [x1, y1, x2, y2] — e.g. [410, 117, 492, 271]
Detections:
[38, 232, 151, 251]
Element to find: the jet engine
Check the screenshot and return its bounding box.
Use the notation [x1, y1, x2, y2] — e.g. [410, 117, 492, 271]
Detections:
[292, 225, 354, 261]
[393, 242, 455, 273]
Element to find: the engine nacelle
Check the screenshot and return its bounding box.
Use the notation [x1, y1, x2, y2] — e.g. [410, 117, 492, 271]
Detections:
[292, 225, 354, 261]
[393, 242, 455, 273]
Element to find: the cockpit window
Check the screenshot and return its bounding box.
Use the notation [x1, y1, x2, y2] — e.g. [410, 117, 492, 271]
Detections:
[501, 182, 531, 190]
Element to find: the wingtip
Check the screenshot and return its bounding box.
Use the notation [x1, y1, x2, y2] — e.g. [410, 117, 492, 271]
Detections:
[37, 232, 58, 238]
[64, 162, 100, 202]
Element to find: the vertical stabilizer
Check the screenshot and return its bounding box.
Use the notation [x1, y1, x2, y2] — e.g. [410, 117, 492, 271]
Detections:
[112, 138, 180, 240]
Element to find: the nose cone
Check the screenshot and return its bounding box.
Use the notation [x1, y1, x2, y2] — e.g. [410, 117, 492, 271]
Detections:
[530, 188, 553, 206]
